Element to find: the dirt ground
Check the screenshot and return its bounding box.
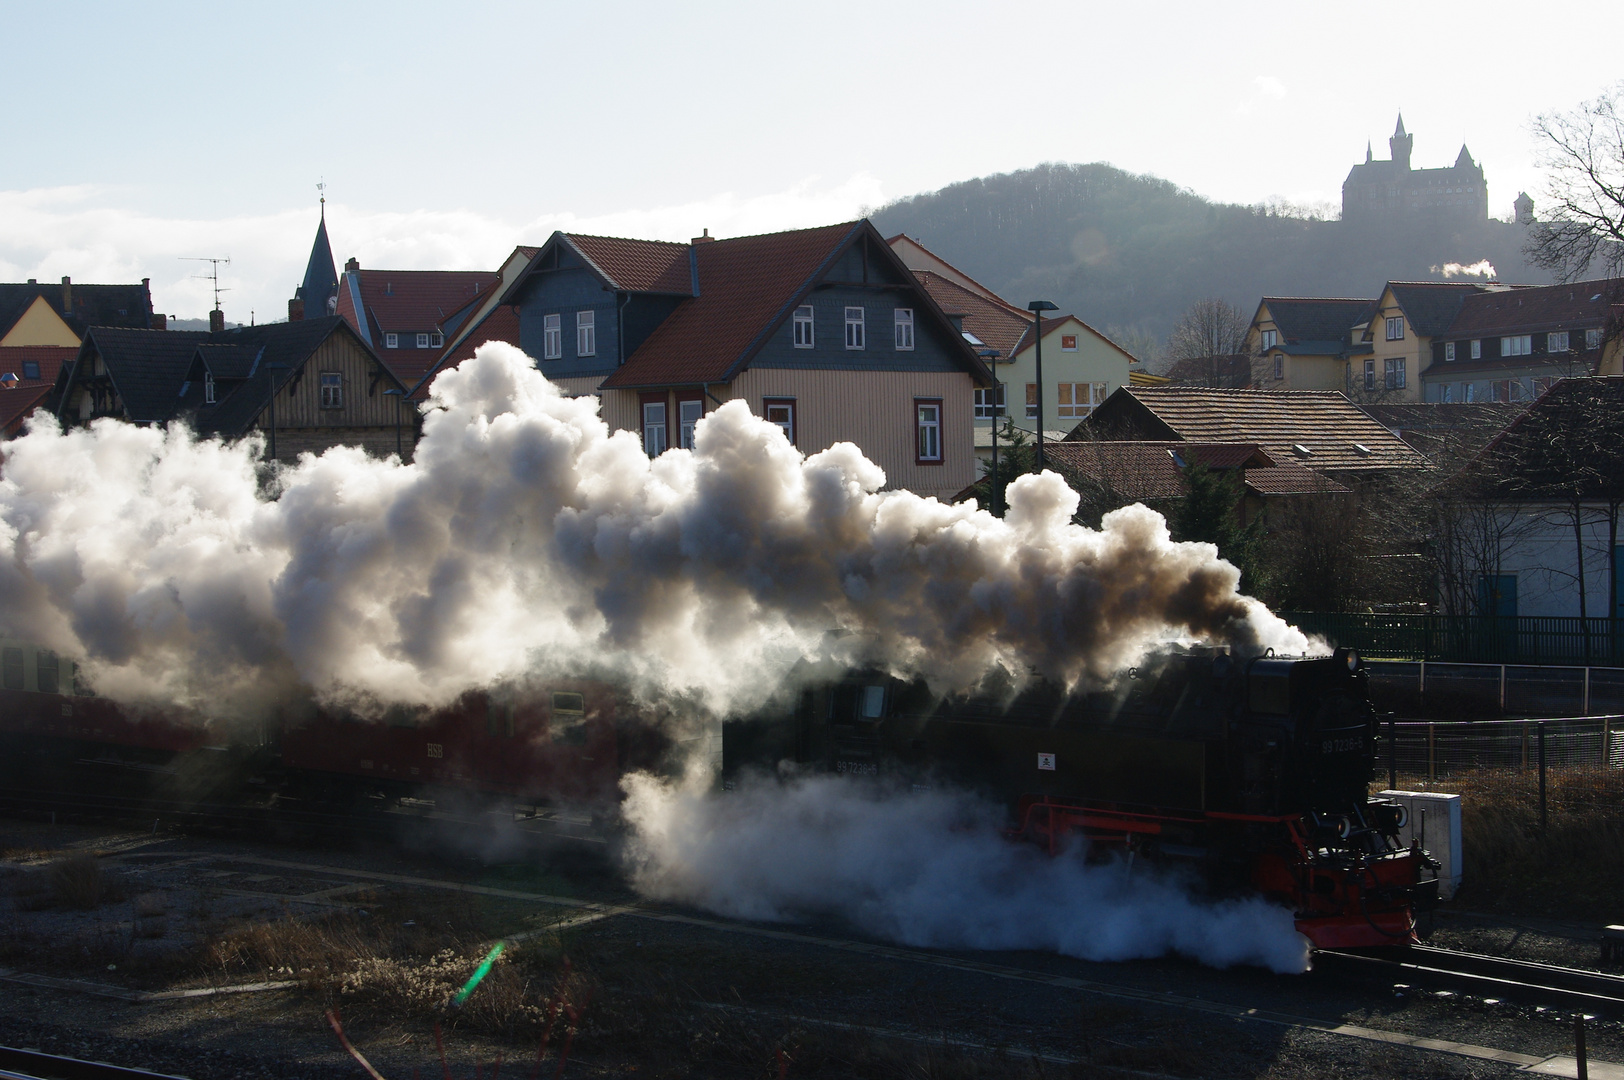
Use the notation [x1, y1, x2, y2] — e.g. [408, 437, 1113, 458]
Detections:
[1, 814, 1619, 1080]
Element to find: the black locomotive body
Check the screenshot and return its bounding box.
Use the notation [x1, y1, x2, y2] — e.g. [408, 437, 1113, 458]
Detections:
[726, 648, 1436, 949]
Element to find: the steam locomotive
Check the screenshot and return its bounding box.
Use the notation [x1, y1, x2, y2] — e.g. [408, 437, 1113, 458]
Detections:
[0, 636, 682, 819]
[724, 647, 1438, 949]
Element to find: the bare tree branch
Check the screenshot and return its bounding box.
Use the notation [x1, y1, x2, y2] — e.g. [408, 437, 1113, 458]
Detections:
[1527, 82, 1624, 281]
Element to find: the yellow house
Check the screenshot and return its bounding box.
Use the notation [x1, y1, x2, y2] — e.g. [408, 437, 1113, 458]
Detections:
[0, 294, 79, 347]
[1352, 282, 1492, 402]
[1004, 314, 1134, 442]
[1243, 297, 1374, 392]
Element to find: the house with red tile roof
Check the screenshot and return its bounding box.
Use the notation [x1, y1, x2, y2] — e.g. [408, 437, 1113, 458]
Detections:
[0, 345, 76, 438]
[331, 258, 500, 391]
[483, 221, 991, 500]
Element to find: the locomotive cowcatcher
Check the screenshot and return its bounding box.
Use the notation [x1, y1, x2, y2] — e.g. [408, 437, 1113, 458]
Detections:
[725, 647, 1438, 949]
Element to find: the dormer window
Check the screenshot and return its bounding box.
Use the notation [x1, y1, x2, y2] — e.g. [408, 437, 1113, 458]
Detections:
[1588, 328, 1604, 350]
[430, 332, 443, 349]
[1444, 342, 1456, 362]
[385, 333, 399, 349]
[1471, 339, 1482, 359]
[204, 371, 216, 404]
[793, 305, 814, 348]
[417, 333, 430, 349]
[1547, 331, 1569, 353]
[21, 360, 39, 380]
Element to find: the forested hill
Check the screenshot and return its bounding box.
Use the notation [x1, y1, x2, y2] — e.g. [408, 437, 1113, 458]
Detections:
[870, 162, 1549, 354]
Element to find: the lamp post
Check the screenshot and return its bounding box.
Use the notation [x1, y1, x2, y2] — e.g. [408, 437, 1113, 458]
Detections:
[383, 388, 405, 458]
[1026, 300, 1058, 471]
[978, 349, 1002, 514]
[264, 363, 289, 462]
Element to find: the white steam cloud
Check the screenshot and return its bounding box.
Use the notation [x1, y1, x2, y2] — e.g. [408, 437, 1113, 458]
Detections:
[621, 771, 1312, 973]
[1433, 259, 1497, 279]
[0, 342, 1307, 715]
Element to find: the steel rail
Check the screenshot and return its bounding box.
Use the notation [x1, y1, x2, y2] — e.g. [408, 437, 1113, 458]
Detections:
[0, 1044, 191, 1080]
[1316, 944, 1624, 1019]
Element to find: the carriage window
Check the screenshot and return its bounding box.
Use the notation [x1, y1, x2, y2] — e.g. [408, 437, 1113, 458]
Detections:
[36, 650, 58, 695]
[552, 691, 585, 715]
[861, 684, 886, 718]
[2, 647, 22, 690]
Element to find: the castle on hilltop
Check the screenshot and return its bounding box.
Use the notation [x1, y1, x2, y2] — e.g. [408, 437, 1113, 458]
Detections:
[1342, 114, 1487, 224]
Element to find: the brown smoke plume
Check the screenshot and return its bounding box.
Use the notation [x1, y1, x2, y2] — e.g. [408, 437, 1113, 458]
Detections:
[0, 343, 1307, 714]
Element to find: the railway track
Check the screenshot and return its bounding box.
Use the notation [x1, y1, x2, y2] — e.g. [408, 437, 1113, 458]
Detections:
[1317, 943, 1624, 1020]
[0, 1044, 189, 1080]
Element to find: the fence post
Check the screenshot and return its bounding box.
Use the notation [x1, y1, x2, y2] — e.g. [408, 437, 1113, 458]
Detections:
[1428, 723, 1436, 782]
[1499, 665, 1507, 712]
[1418, 660, 1425, 700]
[1522, 722, 1530, 770]
[1538, 720, 1548, 831]
[1388, 715, 1397, 791]
[1584, 666, 1591, 716]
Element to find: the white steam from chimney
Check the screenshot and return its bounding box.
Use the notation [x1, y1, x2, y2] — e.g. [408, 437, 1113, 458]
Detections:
[0, 342, 1307, 715]
[1432, 259, 1497, 279]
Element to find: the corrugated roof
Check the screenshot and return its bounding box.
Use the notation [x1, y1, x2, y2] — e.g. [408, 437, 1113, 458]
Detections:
[565, 234, 693, 294]
[1085, 386, 1424, 472]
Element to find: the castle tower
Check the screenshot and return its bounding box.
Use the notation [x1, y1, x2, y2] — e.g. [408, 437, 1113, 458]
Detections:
[1389, 113, 1413, 171]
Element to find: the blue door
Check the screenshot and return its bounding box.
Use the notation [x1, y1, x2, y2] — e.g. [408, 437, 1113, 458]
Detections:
[1478, 575, 1517, 617]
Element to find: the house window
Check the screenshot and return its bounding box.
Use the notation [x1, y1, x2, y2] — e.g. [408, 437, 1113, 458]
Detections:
[1363, 359, 1376, 392]
[894, 308, 914, 351]
[793, 305, 814, 348]
[1060, 334, 1078, 351]
[1055, 382, 1108, 419]
[1384, 358, 1406, 390]
[1444, 341, 1456, 362]
[641, 397, 667, 457]
[845, 307, 865, 349]
[1548, 331, 1569, 353]
[204, 371, 216, 404]
[417, 333, 430, 348]
[577, 311, 596, 357]
[385, 333, 399, 349]
[1, 647, 21, 690]
[21, 360, 39, 380]
[974, 383, 1005, 419]
[35, 650, 57, 695]
[1273, 354, 1284, 380]
[1260, 329, 1278, 350]
[1385, 316, 1405, 340]
[677, 397, 703, 450]
[915, 399, 942, 464]
[543, 314, 562, 359]
[1470, 339, 1482, 359]
[764, 398, 795, 444]
[1501, 334, 1532, 356]
[1025, 383, 1038, 419]
[320, 372, 343, 409]
[1439, 383, 1455, 403]
[430, 332, 443, 349]
[1587, 328, 1603, 350]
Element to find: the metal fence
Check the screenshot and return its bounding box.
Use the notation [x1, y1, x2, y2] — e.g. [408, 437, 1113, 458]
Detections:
[1284, 611, 1624, 666]
[1365, 660, 1624, 719]
[1379, 717, 1624, 829]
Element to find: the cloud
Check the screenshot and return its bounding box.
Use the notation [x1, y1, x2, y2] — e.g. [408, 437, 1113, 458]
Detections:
[0, 175, 886, 322]
[1252, 75, 1287, 100]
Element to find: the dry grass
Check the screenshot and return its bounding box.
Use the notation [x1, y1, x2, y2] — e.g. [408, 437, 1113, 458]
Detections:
[1386, 767, 1624, 919]
[48, 854, 106, 909]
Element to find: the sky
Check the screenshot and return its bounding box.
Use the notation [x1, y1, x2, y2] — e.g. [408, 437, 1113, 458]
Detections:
[2, 0, 1619, 321]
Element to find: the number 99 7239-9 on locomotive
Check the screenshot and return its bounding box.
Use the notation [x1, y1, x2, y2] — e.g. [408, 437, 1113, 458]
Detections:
[724, 647, 1437, 949]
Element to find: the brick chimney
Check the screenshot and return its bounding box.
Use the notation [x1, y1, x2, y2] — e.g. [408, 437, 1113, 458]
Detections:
[289, 297, 305, 322]
[60, 276, 72, 314]
[209, 309, 225, 333]
[152, 314, 167, 331]
[691, 228, 714, 244]
[344, 257, 360, 272]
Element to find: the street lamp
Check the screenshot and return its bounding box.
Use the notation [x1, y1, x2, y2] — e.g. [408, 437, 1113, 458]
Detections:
[1027, 300, 1058, 471]
[264, 363, 289, 462]
[383, 388, 405, 458]
[978, 349, 1002, 515]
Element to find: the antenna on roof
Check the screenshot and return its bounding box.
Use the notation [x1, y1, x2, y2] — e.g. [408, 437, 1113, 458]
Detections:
[181, 256, 232, 312]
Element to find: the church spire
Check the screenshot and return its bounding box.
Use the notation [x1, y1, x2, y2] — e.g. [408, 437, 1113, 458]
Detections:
[293, 190, 338, 322]
[1389, 112, 1413, 171]
[1365, 140, 1373, 164]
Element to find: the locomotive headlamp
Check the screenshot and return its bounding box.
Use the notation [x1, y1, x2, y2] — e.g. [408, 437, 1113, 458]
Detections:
[1345, 650, 1361, 671]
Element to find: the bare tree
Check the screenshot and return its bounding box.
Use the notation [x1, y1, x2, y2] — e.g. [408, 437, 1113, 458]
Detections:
[1526, 82, 1624, 281]
[1165, 299, 1249, 362]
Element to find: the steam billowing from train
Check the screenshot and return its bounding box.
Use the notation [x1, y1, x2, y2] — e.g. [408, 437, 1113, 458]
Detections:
[621, 770, 1312, 973]
[0, 342, 1307, 714]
